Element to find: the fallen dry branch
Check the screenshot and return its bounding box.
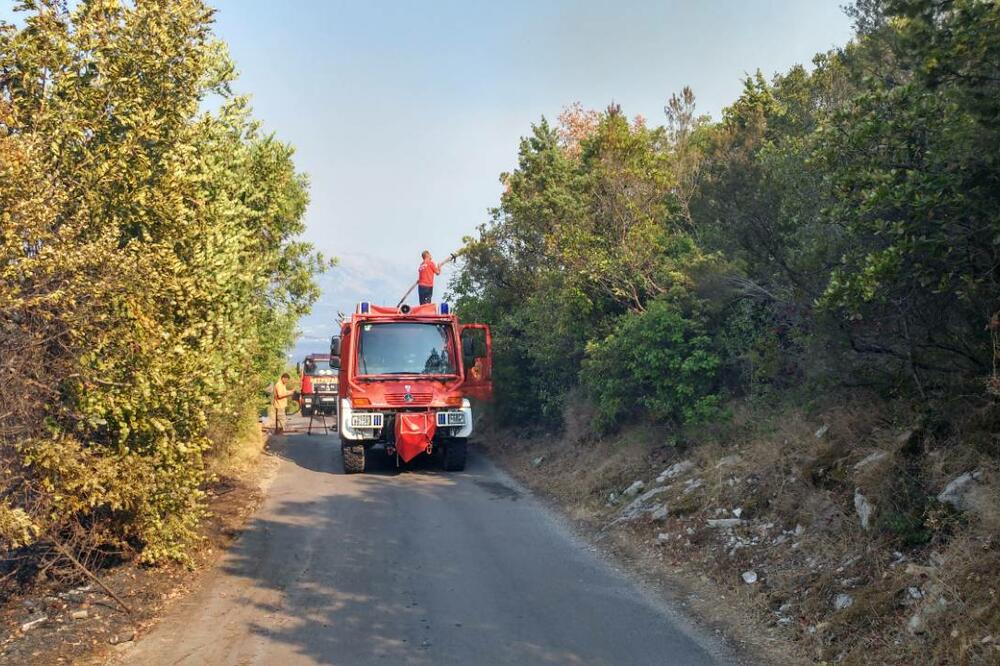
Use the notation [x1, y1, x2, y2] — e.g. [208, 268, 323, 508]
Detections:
[48, 537, 134, 616]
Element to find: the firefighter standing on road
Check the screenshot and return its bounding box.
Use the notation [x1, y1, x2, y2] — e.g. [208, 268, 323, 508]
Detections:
[417, 250, 441, 305]
[273, 373, 293, 433]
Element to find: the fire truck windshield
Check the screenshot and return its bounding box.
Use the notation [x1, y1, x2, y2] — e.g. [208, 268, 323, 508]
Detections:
[357, 322, 456, 376]
[304, 359, 332, 375]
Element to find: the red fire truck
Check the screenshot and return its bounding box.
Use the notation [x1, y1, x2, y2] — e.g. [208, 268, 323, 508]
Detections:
[296, 353, 339, 417]
[329, 301, 492, 473]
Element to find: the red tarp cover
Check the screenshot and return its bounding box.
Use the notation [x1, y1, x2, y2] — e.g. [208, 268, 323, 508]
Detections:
[394, 411, 437, 463]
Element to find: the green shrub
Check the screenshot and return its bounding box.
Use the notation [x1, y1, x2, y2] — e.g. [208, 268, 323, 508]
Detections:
[581, 298, 721, 430]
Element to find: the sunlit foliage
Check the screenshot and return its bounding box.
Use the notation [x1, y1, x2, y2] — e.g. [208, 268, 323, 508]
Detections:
[0, 0, 326, 563]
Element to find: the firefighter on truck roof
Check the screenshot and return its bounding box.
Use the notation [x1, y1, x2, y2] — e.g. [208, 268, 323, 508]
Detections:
[417, 250, 441, 305]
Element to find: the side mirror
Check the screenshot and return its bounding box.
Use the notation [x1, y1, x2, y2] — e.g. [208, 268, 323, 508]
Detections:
[295, 362, 301, 376]
[330, 335, 341, 369]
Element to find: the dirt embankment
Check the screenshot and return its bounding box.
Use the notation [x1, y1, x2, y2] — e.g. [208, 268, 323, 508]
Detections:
[480, 394, 1000, 665]
[0, 424, 279, 665]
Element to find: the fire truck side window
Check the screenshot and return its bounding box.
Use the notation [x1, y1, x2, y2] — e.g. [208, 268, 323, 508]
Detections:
[461, 328, 485, 369]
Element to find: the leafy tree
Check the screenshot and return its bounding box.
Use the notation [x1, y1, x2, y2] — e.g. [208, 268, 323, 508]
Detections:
[454, 104, 721, 426]
[454, 0, 1000, 435]
[0, 0, 326, 566]
[818, 0, 999, 390]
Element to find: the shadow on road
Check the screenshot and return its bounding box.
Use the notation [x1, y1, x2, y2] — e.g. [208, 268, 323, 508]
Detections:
[215, 434, 639, 665]
[129, 429, 721, 665]
[271, 427, 467, 478]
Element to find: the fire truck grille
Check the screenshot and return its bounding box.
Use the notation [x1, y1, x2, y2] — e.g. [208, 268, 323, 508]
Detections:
[385, 392, 433, 406]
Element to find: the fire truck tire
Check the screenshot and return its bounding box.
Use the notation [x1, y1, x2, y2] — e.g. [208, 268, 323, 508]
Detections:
[302, 406, 314, 417]
[341, 444, 365, 474]
[442, 438, 467, 471]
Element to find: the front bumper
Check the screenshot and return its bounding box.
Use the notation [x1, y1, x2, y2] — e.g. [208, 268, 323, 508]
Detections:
[303, 392, 338, 408]
[339, 398, 474, 441]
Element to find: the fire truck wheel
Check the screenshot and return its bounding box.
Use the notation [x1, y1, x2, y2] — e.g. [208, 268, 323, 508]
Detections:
[301, 406, 314, 417]
[442, 438, 467, 472]
[341, 444, 365, 474]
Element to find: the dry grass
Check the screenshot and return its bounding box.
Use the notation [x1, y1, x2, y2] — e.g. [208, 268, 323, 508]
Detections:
[205, 406, 266, 485]
[481, 392, 1000, 665]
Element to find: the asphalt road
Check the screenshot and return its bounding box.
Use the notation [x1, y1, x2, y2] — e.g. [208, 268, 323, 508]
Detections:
[120, 419, 733, 665]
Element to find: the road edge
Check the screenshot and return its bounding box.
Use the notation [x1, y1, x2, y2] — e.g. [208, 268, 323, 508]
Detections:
[473, 451, 757, 666]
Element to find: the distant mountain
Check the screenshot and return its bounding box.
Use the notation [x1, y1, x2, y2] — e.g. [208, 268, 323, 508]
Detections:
[289, 253, 458, 360]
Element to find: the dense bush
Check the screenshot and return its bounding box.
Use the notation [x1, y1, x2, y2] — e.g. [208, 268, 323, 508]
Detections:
[581, 298, 720, 430]
[0, 0, 325, 566]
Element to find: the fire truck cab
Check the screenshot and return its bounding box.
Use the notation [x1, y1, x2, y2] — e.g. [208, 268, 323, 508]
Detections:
[330, 301, 492, 473]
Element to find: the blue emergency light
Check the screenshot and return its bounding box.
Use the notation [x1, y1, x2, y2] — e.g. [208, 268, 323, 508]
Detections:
[440, 303, 450, 315]
[358, 301, 370, 314]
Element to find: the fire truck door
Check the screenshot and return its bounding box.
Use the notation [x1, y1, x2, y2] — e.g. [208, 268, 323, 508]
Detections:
[459, 324, 493, 401]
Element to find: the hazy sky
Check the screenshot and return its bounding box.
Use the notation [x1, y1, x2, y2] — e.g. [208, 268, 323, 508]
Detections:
[1, 1, 856, 265]
[208, 0, 855, 265]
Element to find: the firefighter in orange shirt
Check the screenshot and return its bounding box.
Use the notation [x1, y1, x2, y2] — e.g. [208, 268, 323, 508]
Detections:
[272, 373, 293, 433]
